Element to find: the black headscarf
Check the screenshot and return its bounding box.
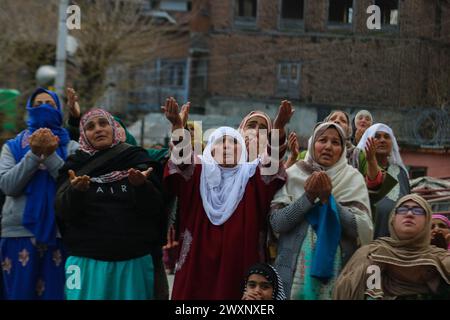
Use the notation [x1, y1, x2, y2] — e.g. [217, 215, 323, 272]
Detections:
[244, 263, 287, 300]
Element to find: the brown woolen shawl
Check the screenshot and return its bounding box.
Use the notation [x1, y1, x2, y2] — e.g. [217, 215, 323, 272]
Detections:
[333, 194, 450, 299]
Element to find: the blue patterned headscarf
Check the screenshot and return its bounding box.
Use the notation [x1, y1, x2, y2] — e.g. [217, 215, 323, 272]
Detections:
[6, 88, 70, 245]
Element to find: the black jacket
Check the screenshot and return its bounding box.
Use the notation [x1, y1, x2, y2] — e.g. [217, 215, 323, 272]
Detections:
[55, 144, 167, 261]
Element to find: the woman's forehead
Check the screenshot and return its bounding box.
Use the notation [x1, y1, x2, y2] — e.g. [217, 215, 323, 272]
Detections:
[330, 111, 347, 120]
[247, 115, 268, 126]
[400, 200, 421, 207]
[33, 92, 56, 106]
[34, 92, 53, 100]
[432, 218, 448, 224]
[248, 273, 271, 282]
[84, 115, 109, 125]
[213, 135, 238, 143]
[317, 127, 341, 138]
[375, 130, 391, 136]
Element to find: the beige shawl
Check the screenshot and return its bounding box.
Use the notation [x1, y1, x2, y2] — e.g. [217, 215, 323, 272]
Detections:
[271, 122, 373, 245]
[333, 194, 450, 299]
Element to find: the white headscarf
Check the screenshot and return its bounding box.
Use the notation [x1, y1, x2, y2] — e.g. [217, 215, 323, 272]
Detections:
[272, 122, 373, 245]
[199, 127, 259, 226]
[354, 110, 373, 126]
[356, 123, 408, 174]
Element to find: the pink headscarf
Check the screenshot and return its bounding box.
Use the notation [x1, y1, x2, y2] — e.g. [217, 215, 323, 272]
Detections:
[79, 108, 131, 184]
[238, 111, 273, 133]
[79, 108, 121, 155]
[432, 214, 450, 251]
[238, 111, 273, 161]
[432, 214, 450, 228]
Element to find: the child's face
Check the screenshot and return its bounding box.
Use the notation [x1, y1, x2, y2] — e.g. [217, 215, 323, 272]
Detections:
[245, 274, 274, 300]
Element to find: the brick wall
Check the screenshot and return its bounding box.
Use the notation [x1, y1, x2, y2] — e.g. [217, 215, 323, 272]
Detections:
[205, 0, 449, 111]
[207, 33, 442, 109]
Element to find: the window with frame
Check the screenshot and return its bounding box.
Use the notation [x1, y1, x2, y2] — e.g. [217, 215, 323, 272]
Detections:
[328, 0, 353, 25]
[280, 0, 304, 30]
[160, 60, 186, 87]
[234, 0, 257, 28]
[190, 56, 208, 93]
[281, 0, 304, 20]
[375, 0, 399, 26]
[235, 0, 257, 17]
[277, 62, 301, 99]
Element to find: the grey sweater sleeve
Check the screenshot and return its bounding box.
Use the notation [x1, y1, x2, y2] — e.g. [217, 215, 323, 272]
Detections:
[270, 193, 314, 234]
[337, 203, 358, 239]
[0, 144, 41, 197]
[42, 152, 65, 180]
[0, 141, 79, 196]
[42, 140, 79, 179]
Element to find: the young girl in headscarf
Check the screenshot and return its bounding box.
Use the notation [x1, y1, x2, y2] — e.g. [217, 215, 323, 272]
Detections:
[334, 194, 450, 300]
[0, 88, 79, 299]
[55, 108, 166, 300]
[242, 263, 286, 300]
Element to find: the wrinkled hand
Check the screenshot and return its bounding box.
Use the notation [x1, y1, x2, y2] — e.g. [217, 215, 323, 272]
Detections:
[365, 137, 377, 164]
[29, 129, 46, 157]
[288, 132, 299, 159]
[66, 87, 81, 118]
[29, 128, 59, 157]
[242, 291, 263, 300]
[163, 225, 179, 250]
[128, 167, 153, 187]
[304, 171, 332, 204]
[180, 102, 190, 129]
[68, 169, 90, 192]
[41, 130, 59, 157]
[161, 97, 184, 131]
[273, 100, 295, 131]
